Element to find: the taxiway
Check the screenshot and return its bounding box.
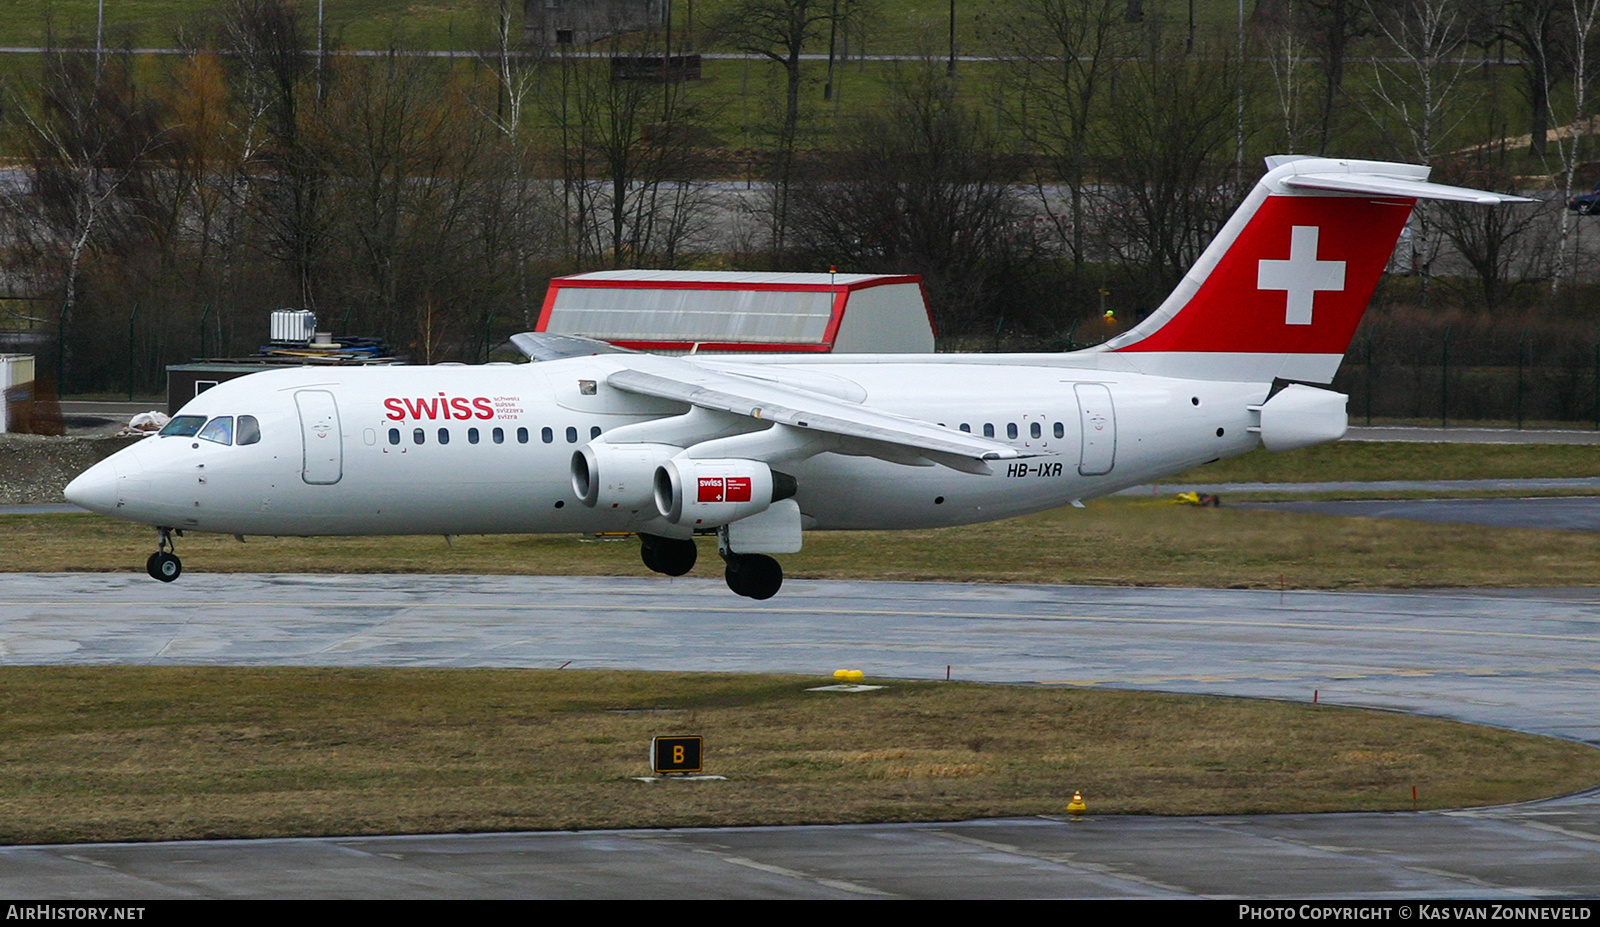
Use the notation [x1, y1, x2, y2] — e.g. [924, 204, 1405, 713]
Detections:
[0, 574, 1597, 898]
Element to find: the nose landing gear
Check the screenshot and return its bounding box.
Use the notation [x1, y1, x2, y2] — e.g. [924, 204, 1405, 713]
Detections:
[146, 527, 182, 582]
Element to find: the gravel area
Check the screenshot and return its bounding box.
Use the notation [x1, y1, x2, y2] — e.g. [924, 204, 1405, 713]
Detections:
[0, 434, 141, 504]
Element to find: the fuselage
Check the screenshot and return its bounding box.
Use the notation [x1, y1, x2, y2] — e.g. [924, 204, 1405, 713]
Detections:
[66, 355, 1271, 538]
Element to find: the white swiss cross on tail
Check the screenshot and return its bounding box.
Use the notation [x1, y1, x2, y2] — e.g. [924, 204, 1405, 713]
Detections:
[1256, 225, 1346, 326]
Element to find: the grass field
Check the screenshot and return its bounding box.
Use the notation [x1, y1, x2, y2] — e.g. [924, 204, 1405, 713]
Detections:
[3, 667, 1596, 844]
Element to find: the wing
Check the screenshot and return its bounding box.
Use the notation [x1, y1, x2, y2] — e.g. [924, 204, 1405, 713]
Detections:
[605, 355, 1039, 475]
[511, 332, 636, 362]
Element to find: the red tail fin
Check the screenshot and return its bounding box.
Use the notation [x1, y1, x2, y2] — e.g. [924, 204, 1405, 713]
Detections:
[1098, 157, 1527, 384]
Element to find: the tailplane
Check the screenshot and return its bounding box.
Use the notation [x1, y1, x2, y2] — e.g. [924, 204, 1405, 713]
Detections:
[1095, 156, 1529, 384]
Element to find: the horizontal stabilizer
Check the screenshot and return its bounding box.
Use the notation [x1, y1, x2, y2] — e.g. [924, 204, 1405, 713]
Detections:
[1280, 173, 1533, 204]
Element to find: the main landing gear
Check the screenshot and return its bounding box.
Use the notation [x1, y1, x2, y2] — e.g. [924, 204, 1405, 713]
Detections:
[721, 552, 782, 600]
[146, 527, 182, 582]
[636, 532, 784, 600]
[639, 533, 697, 576]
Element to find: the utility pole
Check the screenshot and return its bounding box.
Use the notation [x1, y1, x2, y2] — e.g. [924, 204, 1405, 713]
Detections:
[317, 0, 326, 102]
[95, 0, 104, 81]
[825, 0, 840, 100]
[1235, 0, 1244, 184]
[948, 0, 956, 78]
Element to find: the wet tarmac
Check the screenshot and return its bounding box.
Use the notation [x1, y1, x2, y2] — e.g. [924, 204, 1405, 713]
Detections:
[0, 574, 1597, 899]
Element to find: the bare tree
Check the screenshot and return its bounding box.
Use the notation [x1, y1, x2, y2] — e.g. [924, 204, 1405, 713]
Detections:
[1261, 0, 1318, 153]
[221, 0, 325, 311]
[788, 62, 1034, 338]
[5, 41, 168, 389]
[712, 0, 861, 255]
[1293, 0, 1373, 153]
[1367, 0, 1478, 165]
[995, 0, 1135, 282]
[1435, 154, 1549, 309]
[1098, 49, 1242, 305]
[1364, 0, 1480, 307]
[1542, 0, 1600, 293]
[476, 0, 551, 332]
[543, 42, 713, 270]
[1497, 0, 1571, 160]
[312, 51, 501, 356]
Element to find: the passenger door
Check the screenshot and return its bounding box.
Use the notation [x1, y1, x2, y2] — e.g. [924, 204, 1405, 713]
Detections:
[1074, 383, 1116, 476]
[295, 390, 343, 485]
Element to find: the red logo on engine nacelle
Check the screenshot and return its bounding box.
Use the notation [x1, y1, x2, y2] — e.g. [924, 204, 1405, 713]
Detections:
[697, 476, 752, 503]
[383, 395, 495, 421]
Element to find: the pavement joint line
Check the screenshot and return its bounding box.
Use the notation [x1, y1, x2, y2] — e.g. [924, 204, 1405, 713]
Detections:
[1481, 820, 1600, 845]
[920, 828, 1195, 895]
[11, 576, 1600, 612]
[10, 581, 1600, 614]
[1038, 664, 1600, 686]
[715, 854, 896, 897]
[11, 601, 1600, 645]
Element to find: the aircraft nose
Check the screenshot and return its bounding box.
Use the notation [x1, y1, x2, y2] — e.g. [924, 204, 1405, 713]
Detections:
[64, 457, 121, 514]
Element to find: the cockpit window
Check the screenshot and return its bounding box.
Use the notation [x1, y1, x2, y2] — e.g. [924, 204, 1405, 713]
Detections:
[237, 415, 261, 446]
[160, 415, 207, 437]
[197, 416, 235, 446]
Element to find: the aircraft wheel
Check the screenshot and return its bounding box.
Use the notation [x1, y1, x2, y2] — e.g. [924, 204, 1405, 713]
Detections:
[640, 535, 697, 576]
[146, 551, 182, 583]
[640, 539, 664, 573]
[656, 538, 697, 576]
[725, 554, 782, 600]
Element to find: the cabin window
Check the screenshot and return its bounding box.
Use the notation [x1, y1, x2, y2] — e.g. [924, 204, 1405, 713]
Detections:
[468, 428, 480, 445]
[590, 425, 602, 439]
[388, 428, 401, 445]
[982, 423, 995, 438]
[518, 427, 530, 444]
[959, 423, 971, 433]
[1054, 422, 1065, 438]
[238, 415, 261, 446]
[566, 426, 578, 443]
[160, 415, 207, 438]
[197, 416, 235, 446]
[1030, 422, 1042, 439]
[413, 428, 425, 445]
[1006, 423, 1018, 439]
[493, 427, 504, 444]
[541, 427, 553, 444]
[437, 428, 450, 445]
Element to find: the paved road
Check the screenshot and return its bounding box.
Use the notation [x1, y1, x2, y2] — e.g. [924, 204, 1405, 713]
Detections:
[1120, 477, 1600, 497]
[4, 574, 1596, 742]
[1, 575, 1598, 899]
[1344, 426, 1600, 445]
[1235, 496, 1600, 532]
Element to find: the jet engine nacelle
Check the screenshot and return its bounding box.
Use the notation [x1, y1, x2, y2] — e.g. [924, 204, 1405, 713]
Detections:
[1253, 384, 1348, 452]
[653, 457, 797, 528]
[572, 442, 681, 509]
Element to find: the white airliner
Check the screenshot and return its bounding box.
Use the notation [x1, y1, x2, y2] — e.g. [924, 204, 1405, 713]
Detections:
[65, 156, 1525, 599]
